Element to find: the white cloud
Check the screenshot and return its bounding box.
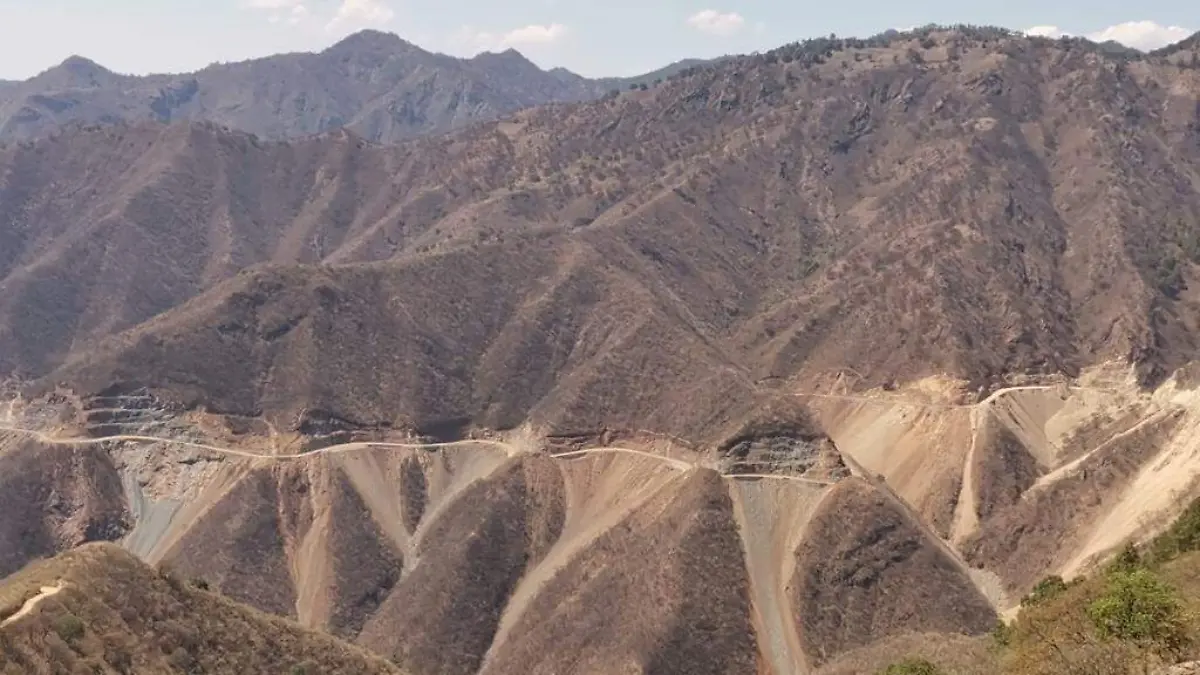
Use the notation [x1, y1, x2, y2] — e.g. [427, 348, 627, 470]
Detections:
[1087, 21, 1192, 51]
[243, 0, 309, 26]
[243, 0, 302, 8]
[685, 9, 745, 37]
[1025, 25, 1069, 39]
[1024, 20, 1192, 51]
[453, 23, 569, 52]
[328, 0, 395, 29]
[267, 5, 309, 25]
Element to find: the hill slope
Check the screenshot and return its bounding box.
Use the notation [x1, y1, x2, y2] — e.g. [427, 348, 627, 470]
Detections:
[7, 27, 1200, 439]
[0, 426, 997, 674]
[0, 543, 405, 674]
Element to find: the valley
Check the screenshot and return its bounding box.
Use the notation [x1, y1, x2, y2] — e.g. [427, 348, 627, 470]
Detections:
[4, 358, 1200, 672]
[3, 21, 1200, 675]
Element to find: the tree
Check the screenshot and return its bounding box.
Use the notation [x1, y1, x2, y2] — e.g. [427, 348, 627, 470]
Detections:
[1086, 569, 1189, 658]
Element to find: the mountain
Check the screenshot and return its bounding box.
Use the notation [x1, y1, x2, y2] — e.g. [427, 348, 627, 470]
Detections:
[0, 543, 406, 674]
[0, 30, 630, 144]
[8, 27, 1200, 426]
[4, 24, 1200, 674]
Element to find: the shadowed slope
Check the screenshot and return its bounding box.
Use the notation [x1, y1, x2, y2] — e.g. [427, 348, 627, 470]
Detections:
[358, 455, 566, 675]
[478, 468, 759, 675]
[42, 246, 759, 442]
[0, 438, 128, 578]
[792, 478, 996, 665]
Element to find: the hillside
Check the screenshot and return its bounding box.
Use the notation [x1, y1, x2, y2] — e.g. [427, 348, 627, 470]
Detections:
[0, 543, 405, 674]
[0, 30, 633, 144]
[4, 24, 1200, 675]
[6, 26, 1200, 436]
[0, 421, 996, 673]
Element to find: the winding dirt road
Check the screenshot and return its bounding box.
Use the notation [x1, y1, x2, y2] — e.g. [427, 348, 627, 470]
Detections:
[0, 422, 851, 485]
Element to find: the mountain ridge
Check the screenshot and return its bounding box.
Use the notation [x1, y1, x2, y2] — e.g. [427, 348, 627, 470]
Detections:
[0, 29, 712, 144]
[3, 24, 1200, 675]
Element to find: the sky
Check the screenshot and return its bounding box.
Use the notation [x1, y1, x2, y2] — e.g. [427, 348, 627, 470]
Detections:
[0, 0, 1195, 80]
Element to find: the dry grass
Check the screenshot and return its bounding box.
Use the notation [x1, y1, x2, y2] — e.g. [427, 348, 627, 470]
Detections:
[0, 543, 405, 674]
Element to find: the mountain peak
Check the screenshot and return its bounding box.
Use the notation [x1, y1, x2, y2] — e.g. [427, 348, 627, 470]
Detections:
[326, 29, 410, 54]
[58, 55, 106, 71]
[469, 48, 541, 74]
[32, 55, 115, 87]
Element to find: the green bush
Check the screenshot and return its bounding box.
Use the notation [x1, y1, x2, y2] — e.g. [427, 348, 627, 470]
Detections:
[991, 619, 1014, 648]
[1022, 575, 1070, 607]
[878, 658, 944, 675]
[1106, 541, 1144, 574]
[1148, 495, 1200, 564]
[52, 614, 85, 643]
[1086, 569, 1189, 657]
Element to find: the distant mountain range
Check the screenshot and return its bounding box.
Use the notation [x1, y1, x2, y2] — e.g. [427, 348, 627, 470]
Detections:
[0, 30, 710, 144]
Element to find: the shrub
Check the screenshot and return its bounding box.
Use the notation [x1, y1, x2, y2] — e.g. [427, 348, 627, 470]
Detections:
[52, 614, 85, 643]
[1022, 575, 1070, 607]
[991, 620, 1014, 648]
[1086, 568, 1189, 657]
[1106, 542, 1143, 574]
[1148, 495, 1200, 564]
[878, 658, 944, 675]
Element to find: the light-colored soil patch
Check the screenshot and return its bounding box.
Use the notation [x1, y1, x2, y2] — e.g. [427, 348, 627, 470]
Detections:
[810, 397, 973, 535]
[484, 452, 686, 663]
[291, 461, 334, 630]
[1059, 404, 1200, 579]
[335, 451, 415, 559]
[987, 389, 1068, 467]
[407, 444, 511, 563]
[1, 583, 65, 627]
[950, 406, 982, 544]
[729, 477, 829, 675]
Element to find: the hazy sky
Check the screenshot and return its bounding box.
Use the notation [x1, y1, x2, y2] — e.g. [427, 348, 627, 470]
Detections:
[0, 0, 1195, 80]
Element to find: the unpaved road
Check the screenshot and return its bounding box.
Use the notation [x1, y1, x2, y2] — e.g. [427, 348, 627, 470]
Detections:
[1, 583, 64, 627]
[793, 384, 1111, 410]
[0, 423, 519, 460]
[0, 423, 851, 484]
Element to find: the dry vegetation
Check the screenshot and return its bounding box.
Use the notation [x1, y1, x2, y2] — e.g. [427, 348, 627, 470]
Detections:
[0, 543, 405, 674]
[1, 24, 1200, 675]
[858, 494, 1200, 675]
[0, 27, 1197, 447]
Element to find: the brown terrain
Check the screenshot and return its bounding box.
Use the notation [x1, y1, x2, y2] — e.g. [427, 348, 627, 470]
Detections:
[0, 543, 407, 674]
[0, 29, 696, 144]
[3, 24, 1200, 675]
